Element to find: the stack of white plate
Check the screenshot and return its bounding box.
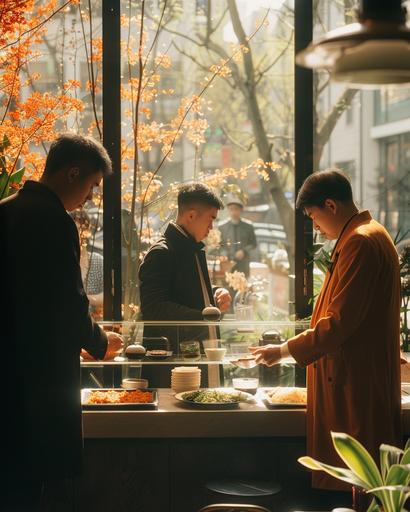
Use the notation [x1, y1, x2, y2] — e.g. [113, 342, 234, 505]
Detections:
[171, 366, 201, 393]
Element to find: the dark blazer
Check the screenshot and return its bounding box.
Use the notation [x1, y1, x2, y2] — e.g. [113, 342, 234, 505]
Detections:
[0, 181, 107, 481]
[139, 222, 216, 350]
[219, 218, 257, 276]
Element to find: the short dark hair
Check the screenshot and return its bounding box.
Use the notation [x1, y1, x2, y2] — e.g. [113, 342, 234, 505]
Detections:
[43, 133, 112, 177]
[178, 183, 223, 211]
[296, 169, 353, 209]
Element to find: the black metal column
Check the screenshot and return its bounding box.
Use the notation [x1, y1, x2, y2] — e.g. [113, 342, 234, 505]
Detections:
[102, 0, 122, 320]
[294, 0, 314, 323]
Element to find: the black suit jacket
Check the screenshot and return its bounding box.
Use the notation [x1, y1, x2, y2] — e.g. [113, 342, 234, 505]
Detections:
[139, 223, 217, 350]
[0, 181, 107, 480]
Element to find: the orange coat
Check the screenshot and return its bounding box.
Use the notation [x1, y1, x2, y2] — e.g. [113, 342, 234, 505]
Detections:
[288, 211, 402, 491]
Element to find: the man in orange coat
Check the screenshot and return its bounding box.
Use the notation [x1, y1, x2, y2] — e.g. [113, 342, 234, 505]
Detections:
[251, 170, 402, 498]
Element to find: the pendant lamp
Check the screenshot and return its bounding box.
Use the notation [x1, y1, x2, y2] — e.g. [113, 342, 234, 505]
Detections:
[296, 0, 410, 88]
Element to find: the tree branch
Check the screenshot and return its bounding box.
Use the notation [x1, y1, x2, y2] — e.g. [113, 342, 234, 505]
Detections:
[317, 88, 358, 147]
[255, 29, 294, 85]
[171, 41, 236, 90]
[220, 124, 256, 152]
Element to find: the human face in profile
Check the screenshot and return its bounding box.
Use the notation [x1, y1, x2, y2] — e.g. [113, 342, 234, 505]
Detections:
[65, 168, 103, 212]
[304, 201, 339, 240]
[187, 205, 219, 242]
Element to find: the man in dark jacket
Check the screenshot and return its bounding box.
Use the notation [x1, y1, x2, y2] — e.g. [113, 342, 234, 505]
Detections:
[219, 196, 257, 277]
[139, 183, 231, 353]
[0, 133, 122, 510]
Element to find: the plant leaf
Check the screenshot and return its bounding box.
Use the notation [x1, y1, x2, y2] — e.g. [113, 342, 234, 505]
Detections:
[10, 166, 24, 185]
[385, 465, 410, 511]
[380, 444, 404, 480]
[386, 464, 410, 486]
[365, 497, 379, 512]
[401, 447, 410, 465]
[3, 134, 10, 149]
[0, 171, 10, 200]
[331, 432, 383, 488]
[298, 456, 369, 488]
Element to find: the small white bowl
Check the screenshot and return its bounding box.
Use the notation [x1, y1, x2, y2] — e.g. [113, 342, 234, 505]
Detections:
[121, 378, 149, 389]
[204, 348, 226, 361]
[232, 377, 259, 395]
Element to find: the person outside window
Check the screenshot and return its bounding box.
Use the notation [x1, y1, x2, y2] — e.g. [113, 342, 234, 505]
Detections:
[71, 209, 104, 319]
[218, 195, 257, 278]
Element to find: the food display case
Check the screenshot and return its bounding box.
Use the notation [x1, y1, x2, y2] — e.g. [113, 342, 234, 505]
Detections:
[80, 319, 310, 439]
[80, 319, 310, 391]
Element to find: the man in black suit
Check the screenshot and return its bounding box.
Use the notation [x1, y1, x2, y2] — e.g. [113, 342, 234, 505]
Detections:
[139, 183, 231, 352]
[0, 133, 122, 510]
[219, 196, 257, 277]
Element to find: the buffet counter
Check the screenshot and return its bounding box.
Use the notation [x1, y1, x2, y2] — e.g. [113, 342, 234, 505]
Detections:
[82, 388, 410, 438]
[82, 388, 305, 438]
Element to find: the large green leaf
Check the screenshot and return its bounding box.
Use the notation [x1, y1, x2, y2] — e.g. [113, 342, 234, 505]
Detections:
[0, 171, 10, 199]
[400, 447, 410, 465]
[10, 166, 24, 184]
[0, 167, 25, 199]
[386, 464, 410, 486]
[385, 465, 410, 511]
[298, 456, 369, 488]
[331, 432, 383, 488]
[366, 497, 379, 512]
[380, 444, 404, 480]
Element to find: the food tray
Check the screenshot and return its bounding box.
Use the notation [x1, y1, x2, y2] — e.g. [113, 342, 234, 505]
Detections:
[262, 398, 306, 410]
[174, 388, 253, 410]
[81, 388, 158, 410]
[145, 350, 173, 360]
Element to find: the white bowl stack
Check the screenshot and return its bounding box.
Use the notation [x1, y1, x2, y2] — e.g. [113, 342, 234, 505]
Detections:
[171, 366, 201, 394]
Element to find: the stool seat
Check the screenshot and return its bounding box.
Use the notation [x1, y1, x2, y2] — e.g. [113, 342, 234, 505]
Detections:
[206, 480, 281, 497]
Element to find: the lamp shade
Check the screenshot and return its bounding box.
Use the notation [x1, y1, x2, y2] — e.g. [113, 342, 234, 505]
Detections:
[332, 39, 410, 87]
[296, 1, 410, 87]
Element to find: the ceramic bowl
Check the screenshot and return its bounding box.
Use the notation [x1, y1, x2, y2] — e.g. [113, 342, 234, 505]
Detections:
[204, 348, 226, 361]
[121, 378, 149, 390]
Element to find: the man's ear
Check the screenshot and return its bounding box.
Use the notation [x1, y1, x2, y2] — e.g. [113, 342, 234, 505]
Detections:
[187, 208, 197, 221]
[67, 167, 80, 183]
[324, 199, 337, 214]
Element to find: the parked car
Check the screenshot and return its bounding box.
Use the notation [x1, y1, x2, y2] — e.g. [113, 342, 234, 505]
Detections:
[251, 222, 287, 260]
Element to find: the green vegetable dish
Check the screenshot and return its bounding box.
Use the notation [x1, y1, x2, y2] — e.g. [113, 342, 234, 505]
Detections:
[181, 390, 248, 403]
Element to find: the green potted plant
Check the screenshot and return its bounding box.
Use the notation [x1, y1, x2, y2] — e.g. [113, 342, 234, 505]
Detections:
[299, 431, 410, 512]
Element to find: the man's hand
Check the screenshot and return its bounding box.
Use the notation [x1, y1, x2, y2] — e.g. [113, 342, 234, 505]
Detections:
[104, 331, 124, 360]
[248, 344, 281, 367]
[214, 288, 231, 313]
[235, 249, 245, 261]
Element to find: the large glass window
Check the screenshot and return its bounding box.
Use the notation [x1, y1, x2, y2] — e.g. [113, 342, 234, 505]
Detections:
[375, 88, 410, 125]
[1, 1, 104, 317]
[119, 0, 295, 321]
[314, 0, 410, 289]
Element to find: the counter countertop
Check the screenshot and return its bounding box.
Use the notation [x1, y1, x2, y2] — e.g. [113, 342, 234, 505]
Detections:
[83, 389, 410, 439]
[82, 388, 306, 438]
